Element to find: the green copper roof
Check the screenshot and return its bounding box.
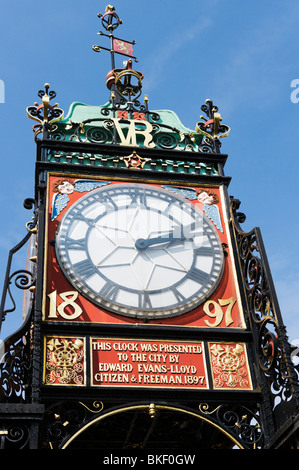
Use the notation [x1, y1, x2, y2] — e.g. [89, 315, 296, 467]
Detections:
[59, 101, 196, 135]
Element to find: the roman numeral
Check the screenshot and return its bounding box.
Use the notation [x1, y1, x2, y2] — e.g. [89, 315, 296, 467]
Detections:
[171, 287, 187, 303]
[99, 281, 119, 302]
[130, 189, 147, 207]
[139, 292, 152, 309]
[73, 259, 97, 279]
[139, 190, 147, 206]
[195, 246, 214, 257]
[72, 211, 89, 223]
[67, 238, 86, 250]
[103, 195, 118, 210]
[188, 267, 210, 285]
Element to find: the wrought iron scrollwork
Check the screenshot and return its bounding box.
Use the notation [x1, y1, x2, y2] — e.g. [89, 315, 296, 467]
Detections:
[42, 401, 104, 449]
[26, 84, 64, 141]
[3, 270, 35, 318]
[85, 126, 111, 144]
[0, 198, 37, 329]
[0, 423, 30, 449]
[46, 99, 227, 155]
[199, 403, 263, 449]
[0, 197, 37, 402]
[230, 197, 299, 426]
[49, 114, 208, 155]
[0, 311, 33, 402]
[43, 400, 262, 449]
[154, 132, 178, 150]
[195, 99, 230, 153]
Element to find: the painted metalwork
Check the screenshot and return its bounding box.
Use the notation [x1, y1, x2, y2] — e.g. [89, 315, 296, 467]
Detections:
[0, 198, 37, 330]
[230, 196, 299, 445]
[0, 311, 33, 403]
[26, 85, 230, 176]
[39, 401, 263, 450]
[26, 7, 230, 158]
[92, 5, 137, 67]
[26, 84, 64, 142]
[0, 3, 298, 451]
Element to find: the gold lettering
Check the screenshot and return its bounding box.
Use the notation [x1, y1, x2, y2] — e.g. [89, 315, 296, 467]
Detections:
[47, 290, 83, 320]
[112, 118, 155, 148]
[204, 297, 237, 327]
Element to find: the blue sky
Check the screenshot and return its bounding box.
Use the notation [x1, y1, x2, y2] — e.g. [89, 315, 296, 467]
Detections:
[0, 0, 299, 343]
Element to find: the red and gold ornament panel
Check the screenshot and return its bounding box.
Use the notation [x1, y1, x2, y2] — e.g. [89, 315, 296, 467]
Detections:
[43, 174, 245, 329]
[43, 335, 252, 391]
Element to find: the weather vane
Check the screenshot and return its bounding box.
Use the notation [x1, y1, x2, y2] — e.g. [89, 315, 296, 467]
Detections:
[92, 5, 138, 70]
[92, 5, 144, 102]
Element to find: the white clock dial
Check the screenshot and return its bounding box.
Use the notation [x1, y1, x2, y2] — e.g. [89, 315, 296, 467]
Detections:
[55, 183, 224, 319]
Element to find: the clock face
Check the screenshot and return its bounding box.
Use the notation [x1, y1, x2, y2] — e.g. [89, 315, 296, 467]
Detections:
[55, 183, 224, 319]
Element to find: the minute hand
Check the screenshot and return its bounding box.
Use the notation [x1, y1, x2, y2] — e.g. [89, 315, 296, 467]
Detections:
[135, 233, 192, 251]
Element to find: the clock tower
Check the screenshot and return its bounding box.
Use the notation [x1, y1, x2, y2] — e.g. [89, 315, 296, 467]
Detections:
[0, 5, 299, 450]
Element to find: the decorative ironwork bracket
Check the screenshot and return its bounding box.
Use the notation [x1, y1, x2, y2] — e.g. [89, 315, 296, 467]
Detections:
[198, 402, 263, 449]
[230, 196, 299, 442]
[0, 198, 37, 332]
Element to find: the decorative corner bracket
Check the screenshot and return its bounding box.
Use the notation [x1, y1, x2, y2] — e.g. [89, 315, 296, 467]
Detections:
[229, 196, 299, 433]
[0, 198, 37, 331]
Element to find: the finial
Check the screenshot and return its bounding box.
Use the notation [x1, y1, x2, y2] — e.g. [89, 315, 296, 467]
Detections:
[26, 83, 64, 140]
[92, 6, 148, 109]
[195, 99, 230, 153]
[98, 5, 123, 31]
[148, 403, 157, 419]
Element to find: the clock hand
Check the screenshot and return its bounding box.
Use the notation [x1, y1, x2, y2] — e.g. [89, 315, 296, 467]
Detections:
[135, 232, 192, 251]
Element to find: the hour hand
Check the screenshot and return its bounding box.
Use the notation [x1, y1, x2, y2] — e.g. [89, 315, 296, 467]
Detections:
[135, 232, 191, 251]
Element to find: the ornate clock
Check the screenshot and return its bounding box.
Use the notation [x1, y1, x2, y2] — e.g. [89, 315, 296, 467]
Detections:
[55, 183, 224, 320]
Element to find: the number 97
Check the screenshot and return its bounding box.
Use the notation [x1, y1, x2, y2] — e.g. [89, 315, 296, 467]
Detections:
[203, 297, 236, 327]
